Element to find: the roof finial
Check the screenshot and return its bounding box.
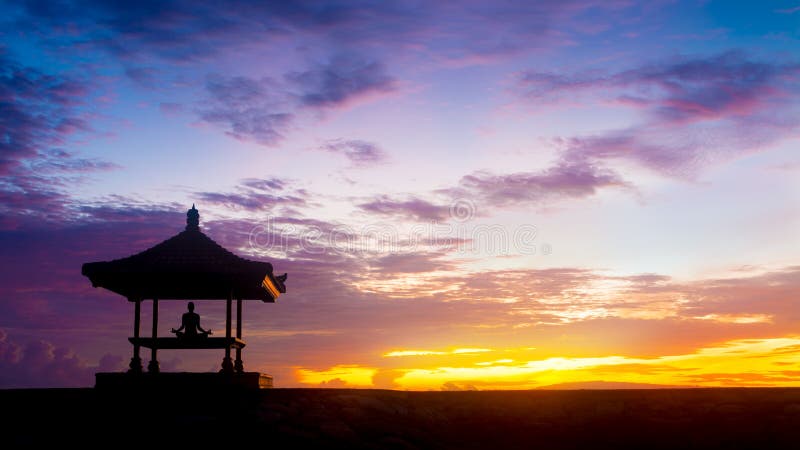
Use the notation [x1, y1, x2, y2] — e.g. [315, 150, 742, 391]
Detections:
[186, 204, 200, 231]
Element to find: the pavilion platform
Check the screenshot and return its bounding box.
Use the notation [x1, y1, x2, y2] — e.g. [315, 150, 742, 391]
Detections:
[95, 371, 273, 390]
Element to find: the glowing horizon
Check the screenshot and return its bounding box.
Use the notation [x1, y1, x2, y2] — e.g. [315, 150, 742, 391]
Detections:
[297, 337, 800, 390]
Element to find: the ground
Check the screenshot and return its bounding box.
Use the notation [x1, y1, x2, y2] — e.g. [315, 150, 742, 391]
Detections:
[3, 387, 800, 448]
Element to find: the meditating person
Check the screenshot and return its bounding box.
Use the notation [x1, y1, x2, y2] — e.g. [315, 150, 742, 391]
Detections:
[171, 302, 211, 338]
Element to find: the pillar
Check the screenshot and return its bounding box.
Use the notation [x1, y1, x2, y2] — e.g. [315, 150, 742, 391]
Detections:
[128, 298, 142, 373]
[221, 293, 233, 373]
[234, 297, 244, 373]
[147, 298, 160, 373]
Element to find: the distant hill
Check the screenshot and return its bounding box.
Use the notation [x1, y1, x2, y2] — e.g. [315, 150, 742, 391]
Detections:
[537, 380, 694, 390]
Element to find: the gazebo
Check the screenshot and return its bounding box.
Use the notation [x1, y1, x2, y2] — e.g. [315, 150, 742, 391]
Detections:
[83, 205, 286, 387]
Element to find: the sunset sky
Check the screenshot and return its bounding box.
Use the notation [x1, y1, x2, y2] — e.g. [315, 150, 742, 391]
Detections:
[1, 1, 800, 389]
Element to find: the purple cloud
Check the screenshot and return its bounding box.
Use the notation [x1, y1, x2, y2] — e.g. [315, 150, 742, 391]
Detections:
[450, 161, 627, 208]
[358, 196, 450, 222]
[199, 55, 396, 146]
[198, 74, 293, 146]
[369, 251, 454, 274]
[196, 177, 308, 212]
[31, 149, 118, 173]
[197, 191, 306, 212]
[0, 52, 119, 229]
[0, 329, 123, 388]
[287, 55, 396, 108]
[523, 51, 800, 123]
[16, 1, 411, 61]
[0, 51, 89, 173]
[10, 2, 642, 151]
[356, 160, 626, 220]
[520, 51, 800, 175]
[159, 102, 183, 115]
[0, 175, 67, 229]
[241, 177, 288, 191]
[14, 1, 602, 63]
[319, 139, 386, 166]
[124, 66, 159, 88]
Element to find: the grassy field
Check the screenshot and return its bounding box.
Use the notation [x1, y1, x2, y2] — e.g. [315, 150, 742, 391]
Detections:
[3, 387, 800, 448]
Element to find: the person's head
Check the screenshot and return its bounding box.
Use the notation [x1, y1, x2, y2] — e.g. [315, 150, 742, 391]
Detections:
[188, 302, 195, 312]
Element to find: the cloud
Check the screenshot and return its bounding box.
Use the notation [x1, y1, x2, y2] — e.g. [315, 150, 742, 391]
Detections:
[0, 52, 118, 229]
[0, 174, 68, 229]
[678, 266, 800, 321]
[386, 348, 491, 357]
[287, 55, 396, 108]
[520, 51, 800, 176]
[450, 160, 627, 208]
[358, 196, 450, 222]
[522, 51, 797, 123]
[30, 149, 119, 173]
[0, 50, 90, 174]
[8, 2, 650, 152]
[124, 66, 159, 88]
[15, 1, 422, 63]
[159, 102, 183, 115]
[356, 161, 628, 222]
[13, 1, 610, 63]
[196, 177, 309, 212]
[775, 6, 800, 14]
[198, 74, 293, 146]
[197, 192, 306, 212]
[18, 0, 274, 61]
[3, 197, 800, 387]
[241, 177, 289, 190]
[0, 329, 122, 388]
[369, 251, 455, 274]
[319, 139, 386, 166]
[198, 54, 396, 146]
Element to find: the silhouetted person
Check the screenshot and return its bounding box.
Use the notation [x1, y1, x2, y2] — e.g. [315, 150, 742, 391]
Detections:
[171, 302, 211, 338]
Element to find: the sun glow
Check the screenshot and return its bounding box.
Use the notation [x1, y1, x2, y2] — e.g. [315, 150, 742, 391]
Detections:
[295, 337, 800, 390]
[295, 365, 377, 387]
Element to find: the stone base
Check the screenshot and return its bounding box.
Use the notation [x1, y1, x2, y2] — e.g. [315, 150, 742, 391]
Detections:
[95, 371, 273, 390]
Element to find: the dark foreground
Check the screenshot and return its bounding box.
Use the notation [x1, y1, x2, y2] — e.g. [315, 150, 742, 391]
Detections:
[3, 387, 800, 449]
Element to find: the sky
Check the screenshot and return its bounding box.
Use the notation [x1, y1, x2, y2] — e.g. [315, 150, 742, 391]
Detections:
[1, 0, 799, 389]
